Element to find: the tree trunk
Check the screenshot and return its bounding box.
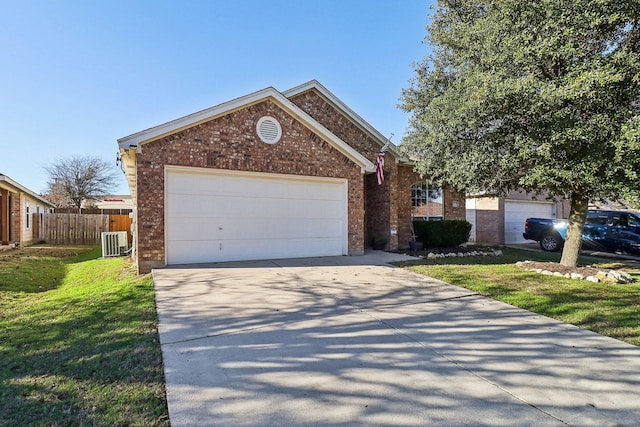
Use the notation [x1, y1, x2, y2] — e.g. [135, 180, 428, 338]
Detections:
[559, 191, 589, 267]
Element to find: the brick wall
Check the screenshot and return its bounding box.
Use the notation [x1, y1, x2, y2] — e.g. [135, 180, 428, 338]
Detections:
[473, 197, 504, 244]
[11, 192, 21, 243]
[135, 100, 365, 273]
[443, 186, 466, 220]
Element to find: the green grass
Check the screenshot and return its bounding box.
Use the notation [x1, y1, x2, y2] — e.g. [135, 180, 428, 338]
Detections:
[402, 248, 640, 346]
[0, 245, 169, 426]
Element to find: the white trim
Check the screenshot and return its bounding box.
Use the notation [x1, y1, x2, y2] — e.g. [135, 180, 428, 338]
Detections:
[164, 164, 350, 184]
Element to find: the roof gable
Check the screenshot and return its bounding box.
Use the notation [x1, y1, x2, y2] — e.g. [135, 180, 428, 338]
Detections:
[118, 87, 375, 173]
[282, 80, 408, 163]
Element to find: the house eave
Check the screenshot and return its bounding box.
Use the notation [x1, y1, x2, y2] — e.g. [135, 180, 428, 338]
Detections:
[0, 174, 56, 208]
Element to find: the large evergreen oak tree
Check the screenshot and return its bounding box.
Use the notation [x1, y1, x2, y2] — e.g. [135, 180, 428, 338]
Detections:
[401, 0, 640, 267]
[44, 155, 119, 210]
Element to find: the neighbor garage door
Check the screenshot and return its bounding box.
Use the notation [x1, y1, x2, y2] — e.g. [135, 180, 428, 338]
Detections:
[165, 168, 348, 265]
[504, 200, 554, 244]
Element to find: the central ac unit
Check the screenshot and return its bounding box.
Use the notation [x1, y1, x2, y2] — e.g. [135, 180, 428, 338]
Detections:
[101, 231, 128, 257]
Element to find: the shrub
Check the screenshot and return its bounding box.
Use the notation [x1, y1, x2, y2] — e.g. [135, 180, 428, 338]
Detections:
[413, 220, 472, 247]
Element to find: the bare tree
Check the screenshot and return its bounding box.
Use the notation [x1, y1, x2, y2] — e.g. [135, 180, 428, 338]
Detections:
[43, 155, 120, 210]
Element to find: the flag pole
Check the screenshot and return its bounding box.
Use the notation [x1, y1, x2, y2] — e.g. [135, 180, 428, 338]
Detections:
[380, 133, 393, 153]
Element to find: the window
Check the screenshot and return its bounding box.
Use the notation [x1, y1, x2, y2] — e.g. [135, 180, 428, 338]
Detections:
[610, 213, 626, 227]
[587, 212, 608, 225]
[25, 202, 29, 228]
[411, 181, 443, 220]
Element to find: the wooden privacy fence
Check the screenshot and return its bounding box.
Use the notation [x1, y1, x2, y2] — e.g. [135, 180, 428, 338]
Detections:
[33, 213, 133, 245]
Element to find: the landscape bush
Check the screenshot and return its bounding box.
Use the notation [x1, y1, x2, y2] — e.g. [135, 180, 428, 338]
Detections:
[413, 220, 472, 247]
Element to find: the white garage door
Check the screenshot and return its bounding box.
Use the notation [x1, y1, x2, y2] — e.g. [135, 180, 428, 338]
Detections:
[504, 200, 554, 244]
[165, 168, 348, 265]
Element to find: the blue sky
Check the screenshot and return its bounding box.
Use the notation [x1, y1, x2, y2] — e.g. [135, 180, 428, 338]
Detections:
[1, 0, 435, 195]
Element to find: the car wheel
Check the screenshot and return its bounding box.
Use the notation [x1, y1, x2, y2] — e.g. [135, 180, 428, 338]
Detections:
[539, 234, 561, 252]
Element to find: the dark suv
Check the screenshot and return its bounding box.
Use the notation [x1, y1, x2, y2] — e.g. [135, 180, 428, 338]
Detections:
[523, 209, 640, 253]
[581, 210, 640, 253]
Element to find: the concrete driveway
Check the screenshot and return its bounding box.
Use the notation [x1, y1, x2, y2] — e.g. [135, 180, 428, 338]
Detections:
[153, 252, 640, 426]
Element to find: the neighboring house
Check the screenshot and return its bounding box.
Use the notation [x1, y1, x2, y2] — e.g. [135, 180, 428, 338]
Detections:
[0, 174, 55, 246]
[117, 80, 466, 273]
[466, 191, 570, 245]
[82, 195, 134, 214]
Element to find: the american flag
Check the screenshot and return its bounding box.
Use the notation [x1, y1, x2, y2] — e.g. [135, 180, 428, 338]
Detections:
[375, 151, 385, 185]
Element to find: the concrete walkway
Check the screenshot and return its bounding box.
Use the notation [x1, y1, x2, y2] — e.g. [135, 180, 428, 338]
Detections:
[153, 252, 640, 426]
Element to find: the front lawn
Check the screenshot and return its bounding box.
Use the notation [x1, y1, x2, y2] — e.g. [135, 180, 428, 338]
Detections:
[0, 245, 169, 426]
[403, 248, 640, 346]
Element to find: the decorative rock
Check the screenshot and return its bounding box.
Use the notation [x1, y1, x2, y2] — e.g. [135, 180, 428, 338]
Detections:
[515, 261, 634, 284]
[457, 252, 464, 257]
[608, 271, 633, 284]
[427, 252, 437, 259]
[493, 250, 503, 256]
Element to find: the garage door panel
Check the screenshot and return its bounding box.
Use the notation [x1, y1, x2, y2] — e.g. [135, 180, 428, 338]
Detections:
[167, 237, 344, 265]
[166, 169, 348, 265]
[302, 199, 343, 218]
[166, 218, 218, 241]
[167, 240, 223, 265]
[168, 218, 344, 242]
[166, 194, 202, 217]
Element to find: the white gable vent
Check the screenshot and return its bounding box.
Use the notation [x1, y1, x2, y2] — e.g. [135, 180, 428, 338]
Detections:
[256, 116, 282, 144]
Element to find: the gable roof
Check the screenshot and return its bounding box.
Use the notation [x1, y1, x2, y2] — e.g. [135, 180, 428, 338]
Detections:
[282, 80, 409, 164]
[118, 86, 375, 173]
[116, 81, 415, 204]
[0, 174, 56, 208]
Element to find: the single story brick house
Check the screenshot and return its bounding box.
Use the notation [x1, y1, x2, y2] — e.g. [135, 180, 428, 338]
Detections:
[117, 80, 465, 273]
[0, 174, 55, 247]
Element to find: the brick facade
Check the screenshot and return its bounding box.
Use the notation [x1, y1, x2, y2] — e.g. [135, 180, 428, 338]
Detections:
[126, 82, 468, 273]
[135, 100, 365, 273]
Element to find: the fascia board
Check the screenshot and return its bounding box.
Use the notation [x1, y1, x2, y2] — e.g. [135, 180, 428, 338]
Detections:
[0, 175, 56, 207]
[283, 80, 410, 163]
[117, 87, 280, 150]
